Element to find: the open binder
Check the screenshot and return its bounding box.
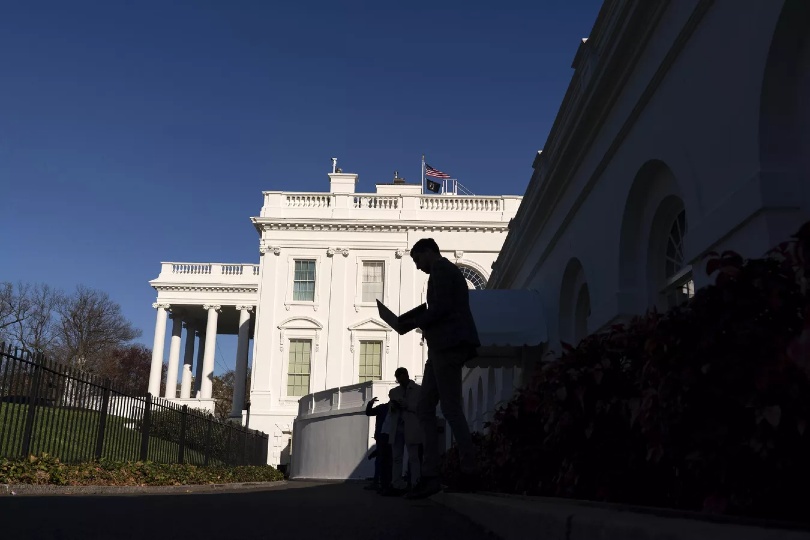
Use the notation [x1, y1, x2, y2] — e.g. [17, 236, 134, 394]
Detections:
[376, 300, 427, 335]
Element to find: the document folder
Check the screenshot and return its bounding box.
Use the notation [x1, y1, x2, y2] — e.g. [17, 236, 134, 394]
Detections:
[376, 300, 426, 335]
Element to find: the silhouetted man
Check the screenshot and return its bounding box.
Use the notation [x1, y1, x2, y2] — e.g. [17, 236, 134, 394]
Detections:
[406, 238, 480, 499]
[365, 397, 391, 491]
[383, 367, 422, 495]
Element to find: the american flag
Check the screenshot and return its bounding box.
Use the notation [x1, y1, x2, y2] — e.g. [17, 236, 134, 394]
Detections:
[425, 164, 451, 179]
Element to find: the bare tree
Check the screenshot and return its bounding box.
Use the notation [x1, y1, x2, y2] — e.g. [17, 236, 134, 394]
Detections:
[96, 344, 159, 395]
[211, 368, 252, 420]
[0, 282, 31, 343]
[12, 283, 62, 355]
[54, 285, 141, 372]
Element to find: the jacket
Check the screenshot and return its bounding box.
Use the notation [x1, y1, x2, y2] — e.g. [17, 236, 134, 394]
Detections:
[385, 380, 422, 444]
[365, 400, 389, 441]
[415, 257, 480, 352]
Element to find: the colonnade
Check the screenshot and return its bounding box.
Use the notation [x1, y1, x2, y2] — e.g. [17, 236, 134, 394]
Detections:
[147, 303, 253, 419]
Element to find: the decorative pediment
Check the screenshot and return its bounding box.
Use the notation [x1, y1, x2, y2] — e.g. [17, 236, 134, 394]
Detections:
[347, 318, 391, 332]
[278, 316, 323, 353]
[278, 316, 323, 331]
[348, 318, 391, 354]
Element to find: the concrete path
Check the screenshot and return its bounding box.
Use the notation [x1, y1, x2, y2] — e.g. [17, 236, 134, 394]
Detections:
[0, 481, 497, 540]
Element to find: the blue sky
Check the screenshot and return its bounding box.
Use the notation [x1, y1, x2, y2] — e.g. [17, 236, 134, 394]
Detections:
[1, 0, 603, 374]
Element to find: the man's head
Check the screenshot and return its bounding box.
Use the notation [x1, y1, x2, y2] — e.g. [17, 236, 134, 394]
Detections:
[394, 367, 409, 386]
[410, 238, 442, 274]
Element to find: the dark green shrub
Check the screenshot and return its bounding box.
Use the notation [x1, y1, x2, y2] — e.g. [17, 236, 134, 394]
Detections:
[0, 454, 284, 486]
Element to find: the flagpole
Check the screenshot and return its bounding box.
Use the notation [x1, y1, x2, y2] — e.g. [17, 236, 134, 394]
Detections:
[421, 154, 425, 194]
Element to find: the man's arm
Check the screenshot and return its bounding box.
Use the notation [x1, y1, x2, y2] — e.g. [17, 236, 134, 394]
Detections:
[415, 261, 458, 329]
[365, 397, 380, 416]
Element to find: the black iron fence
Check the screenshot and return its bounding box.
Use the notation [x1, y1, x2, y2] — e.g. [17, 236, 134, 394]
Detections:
[0, 342, 268, 466]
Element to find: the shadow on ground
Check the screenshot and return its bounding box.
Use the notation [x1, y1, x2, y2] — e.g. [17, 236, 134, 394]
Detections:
[0, 481, 496, 540]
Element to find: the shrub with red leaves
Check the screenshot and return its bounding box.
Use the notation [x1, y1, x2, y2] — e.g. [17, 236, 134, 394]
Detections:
[444, 221, 810, 523]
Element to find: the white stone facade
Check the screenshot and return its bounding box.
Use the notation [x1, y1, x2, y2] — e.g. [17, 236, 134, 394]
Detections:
[149, 171, 521, 465]
[250, 175, 520, 465]
[462, 0, 810, 429]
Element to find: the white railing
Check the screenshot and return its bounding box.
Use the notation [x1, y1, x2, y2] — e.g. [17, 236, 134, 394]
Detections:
[285, 194, 332, 208]
[162, 263, 260, 280]
[298, 381, 394, 418]
[172, 263, 212, 275]
[353, 195, 399, 209]
[263, 191, 519, 220]
[420, 196, 502, 212]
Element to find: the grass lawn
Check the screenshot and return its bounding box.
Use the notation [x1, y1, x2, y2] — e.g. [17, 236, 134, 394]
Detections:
[0, 402, 217, 466]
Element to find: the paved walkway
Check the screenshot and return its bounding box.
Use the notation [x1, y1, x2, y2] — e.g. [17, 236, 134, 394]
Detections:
[0, 481, 496, 540]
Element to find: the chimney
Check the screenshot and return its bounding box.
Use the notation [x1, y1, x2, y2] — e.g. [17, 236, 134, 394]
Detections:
[329, 172, 358, 193]
[393, 171, 405, 185]
[328, 157, 357, 193]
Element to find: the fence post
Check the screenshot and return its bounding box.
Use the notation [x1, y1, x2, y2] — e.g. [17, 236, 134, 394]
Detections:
[178, 405, 188, 464]
[21, 353, 44, 457]
[140, 394, 152, 461]
[94, 378, 112, 460]
[250, 432, 258, 465]
[225, 423, 233, 466]
[242, 427, 249, 466]
[203, 414, 213, 466]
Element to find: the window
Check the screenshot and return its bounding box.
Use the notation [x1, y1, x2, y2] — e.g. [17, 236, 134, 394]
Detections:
[358, 340, 382, 383]
[293, 260, 316, 302]
[361, 261, 385, 303]
[286, 339, 311, 397]
[458, 266, 487, 290]
[663, 210, 694, 308]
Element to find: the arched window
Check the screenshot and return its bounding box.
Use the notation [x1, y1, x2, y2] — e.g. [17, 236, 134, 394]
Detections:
[458, 266, 487, 290]
[663, 210, 694, 307]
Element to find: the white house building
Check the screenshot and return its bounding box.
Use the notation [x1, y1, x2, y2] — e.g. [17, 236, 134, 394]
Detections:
[149, 0, 809, 475]
[148, 169, 522, 466]
[461, 0, 810, 427]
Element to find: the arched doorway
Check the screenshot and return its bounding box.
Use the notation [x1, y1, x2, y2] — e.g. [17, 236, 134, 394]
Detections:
[618, 160, 690, 314]
[559, 258, 590, 345]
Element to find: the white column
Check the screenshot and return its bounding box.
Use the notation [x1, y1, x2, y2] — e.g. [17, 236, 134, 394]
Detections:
[164, 314, 183, 399]
[324, 248, 348, 390]
[148, 303, 170, 396]
[200, 304, 220, 399]
[180, 321, 196, 399]
[230, 305, 253, 419]
[194, 330, 206, 397]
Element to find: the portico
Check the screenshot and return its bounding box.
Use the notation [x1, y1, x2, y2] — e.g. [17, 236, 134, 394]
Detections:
[147, 263, 259, 417]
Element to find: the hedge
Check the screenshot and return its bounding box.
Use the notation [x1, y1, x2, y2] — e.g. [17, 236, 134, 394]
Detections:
[443, 221, 810, 523]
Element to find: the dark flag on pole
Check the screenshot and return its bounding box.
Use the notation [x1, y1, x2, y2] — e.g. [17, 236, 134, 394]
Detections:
[426, 179, 441, 193]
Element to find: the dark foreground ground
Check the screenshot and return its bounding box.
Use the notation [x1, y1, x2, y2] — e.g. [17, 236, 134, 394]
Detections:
[0, 480, 497, 540]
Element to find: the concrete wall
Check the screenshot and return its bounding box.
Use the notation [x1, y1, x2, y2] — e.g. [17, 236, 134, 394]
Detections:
[290, 380, 396, 480]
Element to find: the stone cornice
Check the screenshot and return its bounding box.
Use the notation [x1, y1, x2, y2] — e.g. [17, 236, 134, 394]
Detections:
[326, 247, 350, 257]
[253, 219, 509, 233]
[260, 245, 281, 255]
[151, 285, 258, 294]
